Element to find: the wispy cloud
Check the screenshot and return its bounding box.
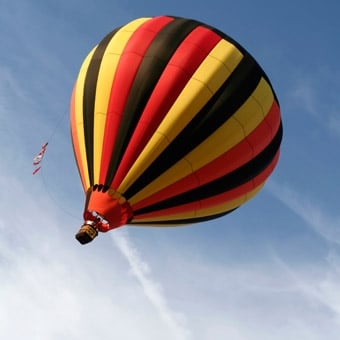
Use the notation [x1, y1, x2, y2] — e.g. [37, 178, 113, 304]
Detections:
[112, 230, 192, 340]
[266, 179, 340, 331]
[267, 180, 340, 244]
[328, 113, 340, 136]
[288, 71, 340, 139]
[290, 78, 319, 117]
[273, 252, 340, 322]
[0, 171, 190, 340]
[2, 168, 340, 339]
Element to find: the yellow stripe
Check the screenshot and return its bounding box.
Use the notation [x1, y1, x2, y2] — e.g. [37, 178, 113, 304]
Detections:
[118, 39, 243, 193]
[129, 77, 274, 204]
[74, 47, 96, 190]
[93, 17, 151, 182]
[132, 184, 263, 224]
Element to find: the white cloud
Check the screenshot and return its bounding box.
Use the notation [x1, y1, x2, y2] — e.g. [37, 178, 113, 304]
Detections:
[267, 180, 340, 244]
[162, 254, 340, 340]
[2, 169, 340, 339]
[287, 70, 340, 139]
[328, 113, 340, 136]
[112, 231, 192, 340]
[290, 78, 319, 117]
[271, 252, 340, 335]
[0, 66, 29, 109]
[0, 172, 187, 340]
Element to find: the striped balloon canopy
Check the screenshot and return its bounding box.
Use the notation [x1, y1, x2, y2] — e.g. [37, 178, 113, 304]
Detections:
[70, 16, 282, 243]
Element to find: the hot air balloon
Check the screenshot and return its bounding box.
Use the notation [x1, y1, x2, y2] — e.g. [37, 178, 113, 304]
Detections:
[70, 16, 282, 244]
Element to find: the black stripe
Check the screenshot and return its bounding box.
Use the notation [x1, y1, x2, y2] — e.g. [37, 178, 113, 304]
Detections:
[104, 18, 201, 186]
[207, 25, 280, 105]
[131, 208, 237, 225]
[82, 29, 119, 185]
[124, 55, 263, 199]
[133, 122, 282, 216]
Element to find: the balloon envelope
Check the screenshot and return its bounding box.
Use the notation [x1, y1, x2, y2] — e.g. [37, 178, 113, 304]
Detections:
[70, 16, 282, 239]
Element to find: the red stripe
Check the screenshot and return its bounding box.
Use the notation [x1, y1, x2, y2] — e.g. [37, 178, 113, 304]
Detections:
[99, 16, 174, 184]
[112, 26, 222, 188]
[132, 100, 280, 210]
[132, 151, 280, 221]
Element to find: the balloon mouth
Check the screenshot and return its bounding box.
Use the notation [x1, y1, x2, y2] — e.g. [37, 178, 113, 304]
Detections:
[75, 220, 99, 244]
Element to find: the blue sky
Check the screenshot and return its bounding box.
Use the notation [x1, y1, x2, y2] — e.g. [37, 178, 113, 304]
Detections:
[1, 1, 340, 339]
